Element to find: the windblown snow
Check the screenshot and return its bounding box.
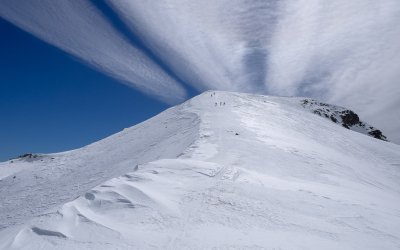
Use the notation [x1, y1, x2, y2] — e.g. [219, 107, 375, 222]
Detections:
[1, 92, 399, 249]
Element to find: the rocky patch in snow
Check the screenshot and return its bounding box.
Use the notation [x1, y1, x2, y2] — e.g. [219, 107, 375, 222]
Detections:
[301, 99, 388, 141]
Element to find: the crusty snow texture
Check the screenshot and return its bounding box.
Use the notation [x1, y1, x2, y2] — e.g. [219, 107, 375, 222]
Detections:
[1, 92, 399, 250]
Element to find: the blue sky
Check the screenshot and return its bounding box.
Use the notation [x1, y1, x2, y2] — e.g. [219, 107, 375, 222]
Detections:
[1, 1, 399, 162]
[0, 17, 197, 162]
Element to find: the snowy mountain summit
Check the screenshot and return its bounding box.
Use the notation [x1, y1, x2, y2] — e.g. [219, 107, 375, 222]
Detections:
[1, 91, 399, 250]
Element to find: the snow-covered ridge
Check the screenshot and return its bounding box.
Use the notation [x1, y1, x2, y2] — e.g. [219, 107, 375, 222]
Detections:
[0, 91, 399, 249]
[300, 99, 388, 141]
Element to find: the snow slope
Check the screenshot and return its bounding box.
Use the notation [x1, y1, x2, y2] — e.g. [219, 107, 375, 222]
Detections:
[0, 91, 399, 249]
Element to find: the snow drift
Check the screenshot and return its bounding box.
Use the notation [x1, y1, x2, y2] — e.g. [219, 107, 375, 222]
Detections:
[0, 91, 399, 249]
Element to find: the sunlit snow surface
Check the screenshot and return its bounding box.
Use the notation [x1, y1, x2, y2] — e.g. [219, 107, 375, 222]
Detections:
[1, 92, 400, 249]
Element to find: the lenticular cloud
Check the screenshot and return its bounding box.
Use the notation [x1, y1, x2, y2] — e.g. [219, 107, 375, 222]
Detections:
[1, 0, 400, 142]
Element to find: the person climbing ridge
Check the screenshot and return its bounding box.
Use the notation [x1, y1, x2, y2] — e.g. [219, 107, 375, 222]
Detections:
[224, 102, 225, 106]
[215, 103, 217, 106]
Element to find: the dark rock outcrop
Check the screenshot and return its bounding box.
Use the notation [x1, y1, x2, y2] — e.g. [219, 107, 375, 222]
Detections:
[368, 130, 387, 141]
[300, 99, 388, 142]
[340, 110, 359, 127]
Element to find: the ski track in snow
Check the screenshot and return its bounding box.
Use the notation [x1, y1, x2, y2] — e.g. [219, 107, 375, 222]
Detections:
[1, 91, 400, 249]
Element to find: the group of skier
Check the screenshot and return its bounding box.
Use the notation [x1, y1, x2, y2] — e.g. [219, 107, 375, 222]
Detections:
[211, 92, 225, 106]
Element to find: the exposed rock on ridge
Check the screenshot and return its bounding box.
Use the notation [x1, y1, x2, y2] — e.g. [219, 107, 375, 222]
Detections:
[301, 99, 388, 141]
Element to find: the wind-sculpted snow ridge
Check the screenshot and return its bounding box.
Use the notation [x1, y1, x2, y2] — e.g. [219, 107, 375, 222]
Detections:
[1, 91, 400, 249]
[300, 99, 388, 141]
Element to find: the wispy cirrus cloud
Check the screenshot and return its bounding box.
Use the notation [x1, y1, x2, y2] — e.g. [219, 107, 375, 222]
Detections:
[104, 0, 400, 143]
[0, 0, 187, 104]
[104, 0, 280, 94]
[265, 0, 400, 143]
[1, 0, 399, 142]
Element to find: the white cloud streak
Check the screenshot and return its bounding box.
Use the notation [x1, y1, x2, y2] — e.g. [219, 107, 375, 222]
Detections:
[104, 0, 400, 143]
[0, 0, 187, 104]
[265, 0, 400, 143]
[1, 0, 399, 142]
[104, 0, 279, 94]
